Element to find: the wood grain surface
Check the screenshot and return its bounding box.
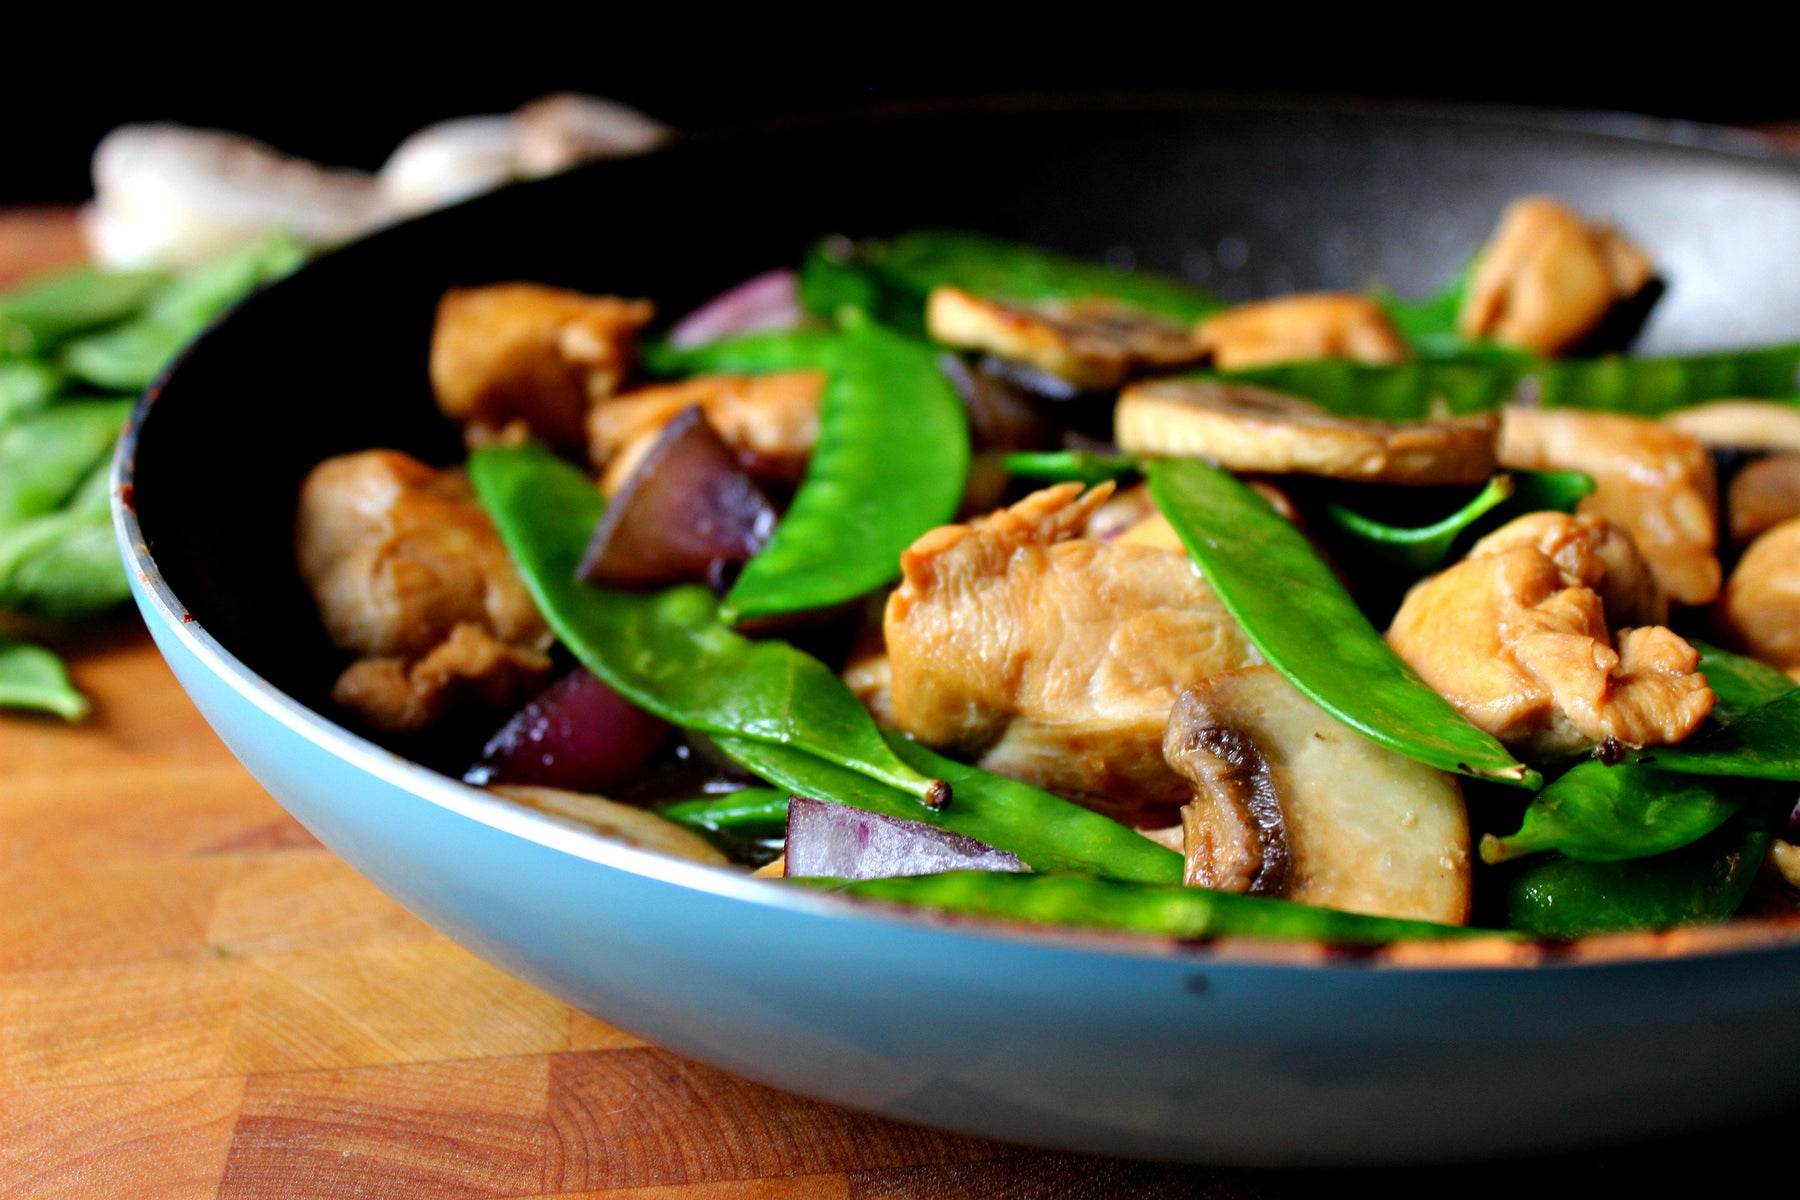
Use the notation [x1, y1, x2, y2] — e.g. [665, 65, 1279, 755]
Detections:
[5, 141, 1800, 1196]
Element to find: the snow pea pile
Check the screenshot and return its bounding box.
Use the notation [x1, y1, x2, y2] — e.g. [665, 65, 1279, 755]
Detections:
[393, 226, 1800, 947]
[0, 234, 304, 719]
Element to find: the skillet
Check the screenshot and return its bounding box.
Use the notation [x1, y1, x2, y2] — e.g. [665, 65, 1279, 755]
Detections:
[117, 98, 1800, 1163]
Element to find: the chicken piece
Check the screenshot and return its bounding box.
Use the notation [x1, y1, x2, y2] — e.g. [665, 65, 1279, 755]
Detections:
[1195, 293, 1408, 371]
[884, 483, 1261, 813]
[1715, 517, 1800, 674]
[1663, 399, 1800, 453]
[332, 623, 552, 734]
[1389, 512, 1714, 759]
[588, 371, 825, 494]
[1499, 406, 1720, 606]
[925, 286, 1206, 390]
[1458, 197, 1655, 355]
[297, 450, 551, 731]
[1469, 511, 1668, 627]
[1166, 667, 1470, 924]
[1771, 841, 1800, 891]
[1727, 455, 1800, 547]
[1117, 378, 1498, 485]
[429, 283, 654, 455]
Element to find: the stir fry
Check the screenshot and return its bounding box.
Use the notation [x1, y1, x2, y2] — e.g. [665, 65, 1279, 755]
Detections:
[295, 197, 1800, 945]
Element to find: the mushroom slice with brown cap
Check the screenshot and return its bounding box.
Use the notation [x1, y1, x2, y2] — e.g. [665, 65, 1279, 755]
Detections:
[1728, 455, 1800, 547]
[1664, 400, 1800, 454]
[1116, 379, 1498, 485]
[1195, 293, 1408, 371]
[1164, 667, 1471, 924]
[925, 286, 1206, 390]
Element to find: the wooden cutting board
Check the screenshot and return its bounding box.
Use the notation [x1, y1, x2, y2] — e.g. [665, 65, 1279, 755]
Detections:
[3, 177, 1798, 1197]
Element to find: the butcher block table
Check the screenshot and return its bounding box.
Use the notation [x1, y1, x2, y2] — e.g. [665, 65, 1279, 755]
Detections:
[3, 163, 1798, 1196]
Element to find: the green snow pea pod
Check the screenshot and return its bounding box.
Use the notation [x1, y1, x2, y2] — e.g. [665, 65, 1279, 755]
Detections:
[1691, 641, 1797, 724]
[798, 238, 910, 331]
[0, 398, 133, 532]
[1636, 689, 1800, 782]
[715, 732, 1184, 884]
[1503, 823, 1770, 938]
[797, 871, 1490, 944]
[0, 360, 66, 428]
[60, 232, 306, 392]
[0, 460, 129, 620]
[1479, 764, 1742, 865]
[468, 443, 947, 808]
[1148, 457, 1538, 787]
[1000, 450, 1141, 486]
[0, 265, 166, 356]
[655, 788, 791, 839]
[0, 634, 90, 720]
[645, 319, 969, 624]
[1319, 470, 1596, 573]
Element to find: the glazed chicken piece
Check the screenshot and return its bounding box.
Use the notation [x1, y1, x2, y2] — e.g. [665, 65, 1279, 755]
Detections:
[1458, 197, 1655, 355]
[296, 450, 552, 732]
[588, 371, 825, 494]
[1499, 406, 1721, 606]
[1195, 293, 1408, 371]
[884, 483, 1261, 814]
[1388, 512, 1713, 760]
[430, 283, 654, 454]
[1715, 517, 1800, 676]
[925, 286, 1206, 390]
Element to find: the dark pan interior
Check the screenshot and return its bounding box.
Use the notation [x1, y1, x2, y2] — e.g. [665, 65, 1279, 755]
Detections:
[132, 100, 1800, 731]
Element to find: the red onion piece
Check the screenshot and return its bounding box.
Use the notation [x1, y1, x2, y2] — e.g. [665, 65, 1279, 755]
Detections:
[580, 406, 777, 588]
[468, 668, 670, 792]
[784, 796, 1028, 880]
[668, 269, 803, 349]
[937, 353, 1053, 453]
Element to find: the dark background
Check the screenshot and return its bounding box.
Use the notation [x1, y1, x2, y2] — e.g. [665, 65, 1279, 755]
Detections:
[5, 36, 1796, 206]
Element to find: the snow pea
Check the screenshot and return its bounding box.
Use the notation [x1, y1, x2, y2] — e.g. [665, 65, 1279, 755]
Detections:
[647, 319, 969, 624]
[802, 229, 1225, 328]
[0, 399, 134, 532]
[1319, 470, 1595, 573]
[0, 265, 166, 356]
[60, 231, 306, 392]
[655, 788, 791, 839]
[0, 461, 129, 619]
[1148, 457, 1539, 787]
[0, 634, 89, 721]
[1000, 450, 1140, 486]
[1636, 689, 1800, 782]
[1502, 823, 1770, 938]
[714, 732, 1184, 884]
[1691, 641, 1797, 724]
[468, 443, 947, 808]
[1479, 764, 1742, 865]
[1214, 345, 1800, 420]
[0, 360, 65, 428]
[798, 870, 1490, 944]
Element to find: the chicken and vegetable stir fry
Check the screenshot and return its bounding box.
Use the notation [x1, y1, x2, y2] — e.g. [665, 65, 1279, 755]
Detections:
[296, 197, 1800, 944]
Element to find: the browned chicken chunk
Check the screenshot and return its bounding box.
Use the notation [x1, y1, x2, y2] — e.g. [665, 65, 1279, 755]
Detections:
[296, 450, 552, 731]
[1458, 197, 1655, 355]
[1499, 406, 1721, 606]
[925, 286, 1206, 390]
[430, 283, 654, 454]
[1195, 293, 1408, 371]
[1715, 516, 1800, 676]
[1727, 455, 1800, 547]
[588, 370, 825, 494]
[884, 483, 1261, 814]
[1388, 512, 1713, 759]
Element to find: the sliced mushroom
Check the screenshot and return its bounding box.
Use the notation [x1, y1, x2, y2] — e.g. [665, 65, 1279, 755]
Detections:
[1195, 292, 1407, 371]
[1458, 196, 1655, 355]
[1727, 454, 1800, 547]
[925, 286, 1206, 390]
[1715, 516, 1800, 674]
[489, 785, 730, 865]
[1116, 378, 1498, 485]
[1164, 667, 1471, 924]
[1499, 406, 1721, 606]
[589, 370, 825, 493]
[1771, 841, 1800, 891]
[1664, 399, 1800, 453]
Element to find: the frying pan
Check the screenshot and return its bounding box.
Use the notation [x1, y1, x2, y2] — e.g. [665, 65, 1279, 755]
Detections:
[116, 99, 1800, 1163]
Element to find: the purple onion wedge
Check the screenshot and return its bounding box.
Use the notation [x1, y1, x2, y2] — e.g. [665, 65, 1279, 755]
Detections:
[468, 668, 670, 792]
[784, 796, 1028, 880]
[579, 405, 778, 589]
[668, 269, 803, 349]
